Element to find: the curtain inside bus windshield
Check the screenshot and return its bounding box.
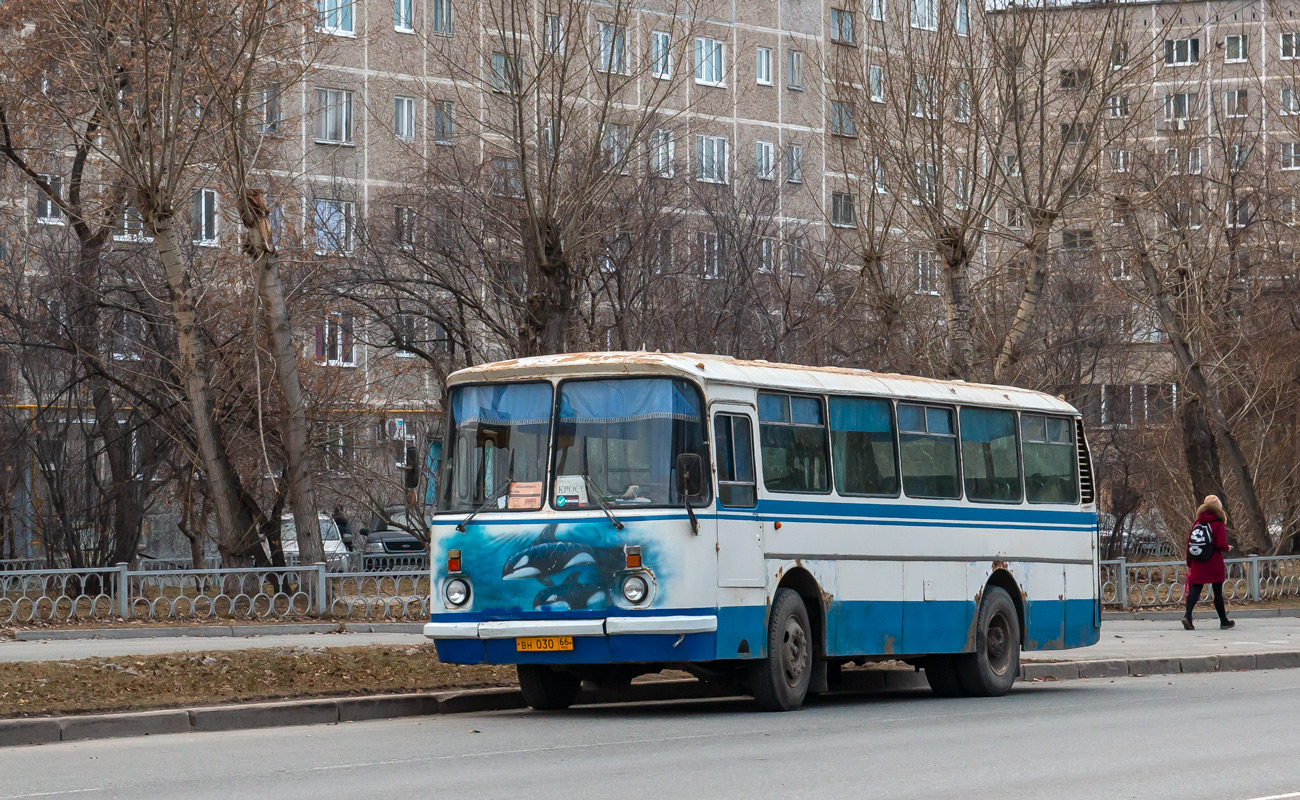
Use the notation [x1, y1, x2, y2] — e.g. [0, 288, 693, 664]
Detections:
[553, 378, 708, 508]
[443, 382, 552, 512]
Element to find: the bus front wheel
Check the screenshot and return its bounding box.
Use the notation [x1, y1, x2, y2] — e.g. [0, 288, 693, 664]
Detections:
[750, 588, 813, 712]
[517, 664, 582, 710]
[954, 586, 1021, 697]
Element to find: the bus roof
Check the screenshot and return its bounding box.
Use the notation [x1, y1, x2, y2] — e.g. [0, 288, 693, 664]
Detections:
[447, 352, 1080, 415]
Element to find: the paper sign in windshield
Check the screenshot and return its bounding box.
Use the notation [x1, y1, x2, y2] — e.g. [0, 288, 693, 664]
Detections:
[554, 475, 588, 507]
[507, 481, 543, 510]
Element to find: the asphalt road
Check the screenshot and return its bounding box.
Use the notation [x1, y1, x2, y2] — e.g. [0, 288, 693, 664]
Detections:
[3, 670, 1299, 800]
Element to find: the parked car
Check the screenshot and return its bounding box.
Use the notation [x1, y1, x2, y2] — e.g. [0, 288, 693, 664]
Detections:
[362, 506, 430, 568]
[278, 513, 349, 570]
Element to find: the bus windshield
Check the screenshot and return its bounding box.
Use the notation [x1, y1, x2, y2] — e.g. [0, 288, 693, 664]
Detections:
[442, 382, 552, 513]
[553, 378, 709, 508]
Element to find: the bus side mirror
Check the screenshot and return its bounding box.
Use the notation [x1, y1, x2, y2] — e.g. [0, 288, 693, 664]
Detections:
[676, 453, 704, 500]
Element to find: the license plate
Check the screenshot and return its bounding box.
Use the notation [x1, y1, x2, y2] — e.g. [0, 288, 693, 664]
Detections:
[516, 636, 574, 652]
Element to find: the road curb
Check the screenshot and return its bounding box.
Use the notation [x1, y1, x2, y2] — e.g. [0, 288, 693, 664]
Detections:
[12, 622, 426, 642]
[1102, 609, 1300, 621]
[4, 651, 1299, 748]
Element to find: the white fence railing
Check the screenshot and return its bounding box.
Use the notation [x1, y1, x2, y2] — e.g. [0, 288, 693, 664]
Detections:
[0, 562, 429, 625]
[1101, 556, 1300, 609]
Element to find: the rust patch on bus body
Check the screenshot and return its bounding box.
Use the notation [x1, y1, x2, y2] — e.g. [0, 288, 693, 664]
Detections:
[883, 635, 896, 655]
[992, 560, 1009, 572]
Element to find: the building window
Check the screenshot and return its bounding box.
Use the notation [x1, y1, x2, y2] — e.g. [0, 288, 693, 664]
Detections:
[910, 72, 934, 118]
[600, 123, 630, 172]
[491, 158, 523, 197]
[954, 80, 971, 122]
[1108, 94, 1129, 118]
[1062, 228, 1094, 250]
[1004, 205, 1023, 228]
[873, 157, 888, 193]
[324, 423, 354, 472]
[784, 236, 807, 276]
[258, 83, 281, 134]
[1110, 148, 1130, 173]
[316, 88, 354, 144]
[394, 314, 419, 356]
[697, 231, 722, 279]
[786, 50, 803, 90]
[1283, 142, 1300, 170]
[870, 64, 885, 102]
[491, 53, 520, 93]
[191, 189, 218, 245]
[1285, 32, 1300, 59]
[317, 0, 354, 35]
[696, 135, 728, 183]
[1059, 68, 1090, 90]
[756, 47, 772, 85]
[116, 207, 152, 242]
[912, 250, 938, 294]
[541, 14, 563, 53]
[651, 229, 673, 273]
[651, 31, 672, 78]
[831, 9, 856, 45]
[1187, 147, 1202, 174]
[313, 199, 353, 254]
[394, 96, 416, 141]
[756, 140, 775, 180]
[1225, 33, 1247, 62]
[316, 312, 356, 366]
[831, 191, 856, 227]
[913, 162, 936, 205]
[695, 37, 725, 86]
[1229, 144, 1250, 171]
[598, 23, 627, 73]
[433, 100, 455, 144]
[650, 129, 675, 178]
[394, 205, 416, 250]
[954, 167, 970, 209]
[758, 237, 777, 274]
[1227, 197, 1249, 228]
[394, 0, 413, 32]
[786, 144, 803, 184]
[1164, 37, 1199, 66]
[1060, 122, 1087, 145]
[955, 0, 969, 35]
[1110, 42, 1128, 69]
[1283, 87, 1300, 115]
[1002, 153, 1020, 176]
[431, 0, 452, 35]
[1163, 92, 1196, 120]
[830, 100, 856, 137]
[1225, 89, 1249, 118]
[910, 0, 937, 30]
[870, 0, 884, 21]
[34, 175, 62, 224]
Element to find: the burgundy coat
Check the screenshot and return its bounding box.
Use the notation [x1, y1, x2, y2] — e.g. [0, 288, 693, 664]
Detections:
[1185, 509, 1229, 584]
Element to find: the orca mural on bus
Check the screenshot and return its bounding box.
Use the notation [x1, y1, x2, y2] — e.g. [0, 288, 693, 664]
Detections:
[439, 521, 665, 613]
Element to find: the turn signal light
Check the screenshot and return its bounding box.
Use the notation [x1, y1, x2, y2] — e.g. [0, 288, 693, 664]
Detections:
[625, 546, 642, 569]
[447, 549, 462, 573]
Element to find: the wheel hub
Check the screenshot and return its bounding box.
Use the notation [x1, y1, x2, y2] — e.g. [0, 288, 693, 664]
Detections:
[987, 612, 1012, 676]
[781, 617, 808, 686]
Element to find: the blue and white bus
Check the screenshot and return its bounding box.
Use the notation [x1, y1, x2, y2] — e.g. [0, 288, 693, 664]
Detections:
[425, 353, 1100, 711]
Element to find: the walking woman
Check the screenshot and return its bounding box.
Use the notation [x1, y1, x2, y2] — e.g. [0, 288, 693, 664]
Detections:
[1183, 495, 1235, 630]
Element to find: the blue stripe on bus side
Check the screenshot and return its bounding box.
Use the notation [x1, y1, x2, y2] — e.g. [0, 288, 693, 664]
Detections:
[430, 598, 1100, 665]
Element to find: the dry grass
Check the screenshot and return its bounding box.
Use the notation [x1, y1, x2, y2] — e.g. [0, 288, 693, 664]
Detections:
[0, 645, 517, 719]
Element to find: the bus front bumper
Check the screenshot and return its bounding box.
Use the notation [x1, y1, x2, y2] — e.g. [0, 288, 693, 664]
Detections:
[424, 615, 720, 664]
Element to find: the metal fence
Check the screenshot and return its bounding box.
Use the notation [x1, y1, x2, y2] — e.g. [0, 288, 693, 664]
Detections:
[1101, 556, 1300, 609]
[0, 562, 429, 625]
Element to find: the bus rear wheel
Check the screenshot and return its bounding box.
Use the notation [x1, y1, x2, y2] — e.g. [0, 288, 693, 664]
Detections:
[954, 586, 1021, 697]
[750, 588, 813, 712]
[517, 664, 582, 710]
[924, 655, 964, 697]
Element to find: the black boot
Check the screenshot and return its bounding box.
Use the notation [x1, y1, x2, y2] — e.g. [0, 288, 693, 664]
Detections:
[1181, 617, 1194, 630]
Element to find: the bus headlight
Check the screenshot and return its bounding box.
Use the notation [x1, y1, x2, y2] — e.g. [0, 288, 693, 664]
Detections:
[622, 575, 649, 604]
[445, 578, 471, 606]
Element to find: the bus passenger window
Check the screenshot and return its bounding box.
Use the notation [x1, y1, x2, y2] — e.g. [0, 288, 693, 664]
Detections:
[1022, 414, 1079, 504]
[898, 403, 960, 499]
[715, 414, 757, 508]
[829, 397, 898, 496]
[959, 407, 1022, 503]
[757, 392, 830, 494]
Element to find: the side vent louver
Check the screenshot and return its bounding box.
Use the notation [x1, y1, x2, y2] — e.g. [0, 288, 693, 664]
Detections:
[1076, 418, 1095, 505]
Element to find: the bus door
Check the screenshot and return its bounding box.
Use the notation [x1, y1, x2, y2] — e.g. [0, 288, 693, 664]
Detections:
[711, 407, 764, 589]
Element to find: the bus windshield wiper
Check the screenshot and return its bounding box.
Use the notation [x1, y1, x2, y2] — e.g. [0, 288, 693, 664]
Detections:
[581, 473, 625, 531]
[455, 476, 512, 532]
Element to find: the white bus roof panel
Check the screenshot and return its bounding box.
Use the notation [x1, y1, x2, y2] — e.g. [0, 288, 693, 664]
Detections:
[448, 352, 1079, 416]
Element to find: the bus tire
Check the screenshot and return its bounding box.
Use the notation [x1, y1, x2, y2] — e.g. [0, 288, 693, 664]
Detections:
[517, 664, 582, 710]
[954, 586, 1020, 697]
[924, 655, 965, 697]
[750, 588, 813, 712]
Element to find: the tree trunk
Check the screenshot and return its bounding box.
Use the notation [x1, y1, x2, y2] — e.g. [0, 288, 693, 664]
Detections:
[149, 215, 258, 565]
[993, 240, 1050, 384]
[519, 221, 571, 357]
[1180, 397, 1229, 516]
[238, 190, 323, 567]
[937, 244, 977, 381]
